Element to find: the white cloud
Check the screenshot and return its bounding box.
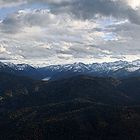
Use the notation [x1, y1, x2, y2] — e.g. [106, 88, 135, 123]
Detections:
[0, 45, 6, 53]
[125, 0, 140, 9]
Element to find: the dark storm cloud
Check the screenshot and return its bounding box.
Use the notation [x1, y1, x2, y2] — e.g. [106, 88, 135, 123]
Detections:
[48, 0, 140, 25]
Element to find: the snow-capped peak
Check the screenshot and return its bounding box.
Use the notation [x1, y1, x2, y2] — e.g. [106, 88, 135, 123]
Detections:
[0, 60, 140, 78]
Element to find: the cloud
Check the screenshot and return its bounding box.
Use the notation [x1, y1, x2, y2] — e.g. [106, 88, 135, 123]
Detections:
[126, 0, 140, 9]
[0, 9, 58, 33]
[0, 45, 6, 53]
[0, 1, 140, 65]
[1, 0, 140, 25]
[48, 0, 140, 25]
[0, 0, 26, 8]
[0, 9, 108, 63]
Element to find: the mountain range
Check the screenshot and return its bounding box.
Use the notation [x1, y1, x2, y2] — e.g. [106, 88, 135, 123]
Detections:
[0, 60, 140, 80]
[1, 60, 140, 140]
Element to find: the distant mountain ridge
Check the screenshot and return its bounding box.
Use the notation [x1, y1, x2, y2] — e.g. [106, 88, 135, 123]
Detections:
[0, 60, 140, 80]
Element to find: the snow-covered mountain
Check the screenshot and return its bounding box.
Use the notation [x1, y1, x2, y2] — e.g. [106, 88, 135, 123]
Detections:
[0, 60, 140, 80]
[4, 62, 35, 71]
[40, 60, 140, 73]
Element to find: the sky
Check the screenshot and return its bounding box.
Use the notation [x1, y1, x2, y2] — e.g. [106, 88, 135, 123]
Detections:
[0, 0, 140, 66]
